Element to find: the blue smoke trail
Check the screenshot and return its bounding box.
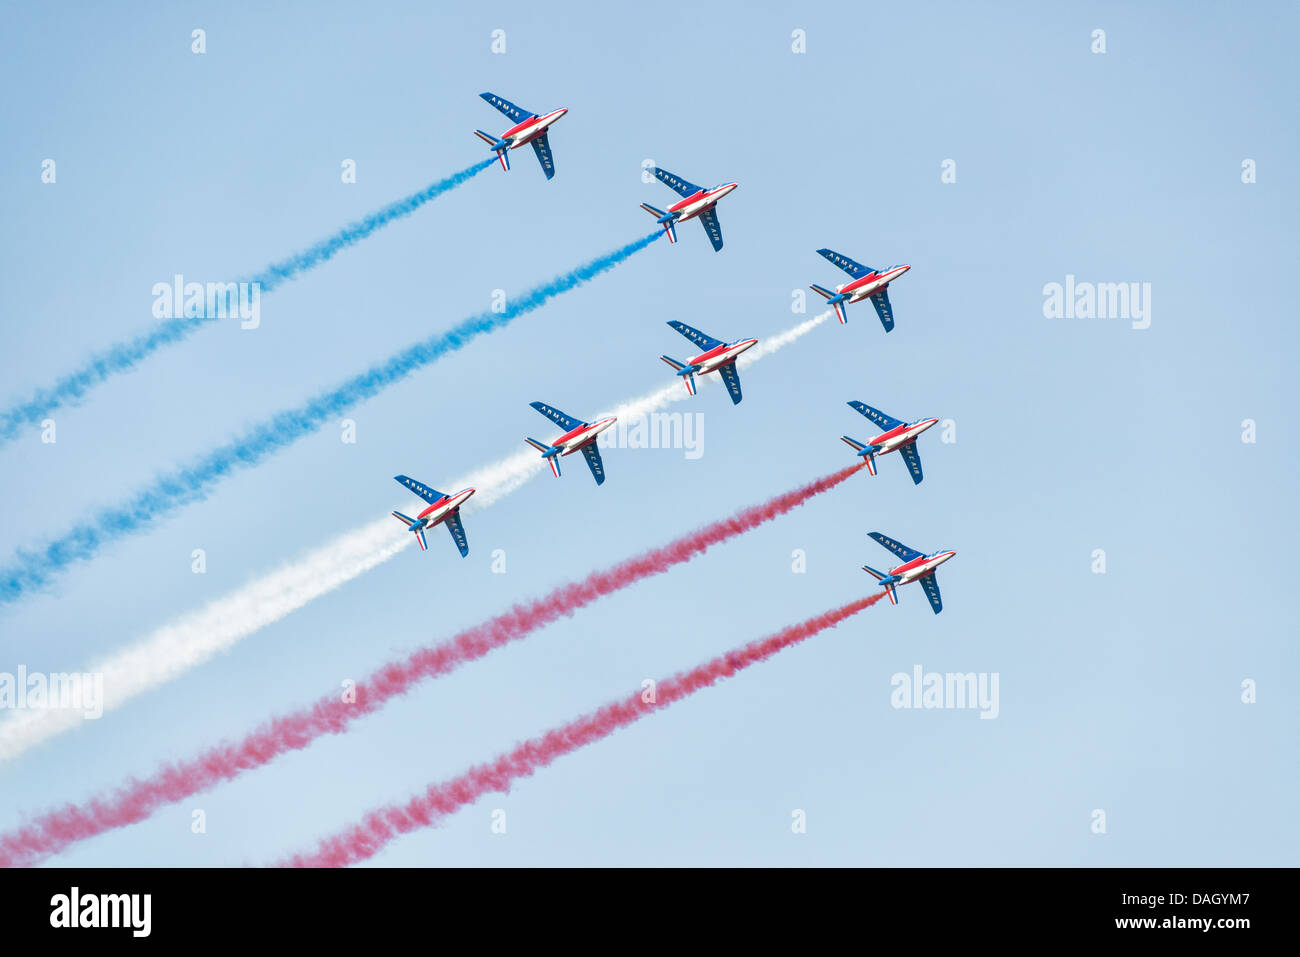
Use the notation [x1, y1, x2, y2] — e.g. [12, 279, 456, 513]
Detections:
[0, 230, 662, 606]
[0, 158, 496, 448]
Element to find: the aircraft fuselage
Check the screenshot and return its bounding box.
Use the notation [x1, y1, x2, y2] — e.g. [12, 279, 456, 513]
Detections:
[668, 183, 738, 222]
[689, 338, 758, 375]
[869, 418, 939, 456]
[502, 108, 568, 148]
[551, 417, 617, 456]
[416, 487, 476, 526]
[890, 550, 956, 585]
[840, 264, 911, 302]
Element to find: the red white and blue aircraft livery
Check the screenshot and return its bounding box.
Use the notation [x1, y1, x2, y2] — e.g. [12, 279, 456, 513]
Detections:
[659, 321, 758, 404]
[524, 401, 618, 485]
[390, 475, 475, 556]
[809, 248, 911, 330]
[862, 532, 956, 614]
[840, 401, 938, 484]
[473, 92, 568, 179]
[639, 167, 738, 251]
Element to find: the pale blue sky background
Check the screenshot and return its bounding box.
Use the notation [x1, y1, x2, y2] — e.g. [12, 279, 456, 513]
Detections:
[0, 0, 1296, 866]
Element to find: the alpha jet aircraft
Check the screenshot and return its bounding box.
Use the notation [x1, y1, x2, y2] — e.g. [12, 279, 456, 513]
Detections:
[389, 475, 475, 556]
[524, 401, 618, 485]
[809, 248, 911, 330]
[840, 401, 939, 484]
[862, 532, 956, 614]
[639, 167, 738, 250]
[473, 92, 568, 178]
[659, 321, 758, 404]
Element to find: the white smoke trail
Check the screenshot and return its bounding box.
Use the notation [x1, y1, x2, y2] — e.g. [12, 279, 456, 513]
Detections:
[0, 312, 831, 763]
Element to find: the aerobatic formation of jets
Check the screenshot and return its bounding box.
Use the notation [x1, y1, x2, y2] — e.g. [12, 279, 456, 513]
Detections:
[392, 92, 957, 610]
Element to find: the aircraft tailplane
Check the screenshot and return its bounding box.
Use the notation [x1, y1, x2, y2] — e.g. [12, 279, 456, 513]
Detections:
[640, 203, 677, 243]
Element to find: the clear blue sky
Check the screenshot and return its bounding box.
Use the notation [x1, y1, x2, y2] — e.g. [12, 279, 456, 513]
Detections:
[0, 0, 1295, 866]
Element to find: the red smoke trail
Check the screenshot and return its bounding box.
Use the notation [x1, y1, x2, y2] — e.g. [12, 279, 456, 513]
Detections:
[283, 592, 884, 867]
[0, 464, 861, 867]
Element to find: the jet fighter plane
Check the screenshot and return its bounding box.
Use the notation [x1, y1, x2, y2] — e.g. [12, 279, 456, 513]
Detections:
[840, 401, 939, 484]
[862, 532, 956, 614]
[524, 401, 617, 484]
[473, 92, 568, 178]
[390, 475, 475, 556]
[809, 248, 911, 330]
[639, 167, 738, 250]
[659, 321, 758, 404]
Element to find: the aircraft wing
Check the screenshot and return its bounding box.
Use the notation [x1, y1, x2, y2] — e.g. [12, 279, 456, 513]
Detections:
[847, 401, 905, 432]
[668, 321, 724, 352]
[897, 441, 924, 485]
[580, 442, 606, 485]
[870, 289, 895, 332]
[653, 167, 702, 198]
[817, 248, 876, 279]
[444, 510, 469, 557]
[718, 362, 743, 405]
[479, 92, 535, 122]
[919, 572, 943, 614]
[530, 401, 581, 431]
[531, 133, 555, 179]
[697, 206, 724, 251]
[394, 474, 445, 505]
[869, 532, 923, 563]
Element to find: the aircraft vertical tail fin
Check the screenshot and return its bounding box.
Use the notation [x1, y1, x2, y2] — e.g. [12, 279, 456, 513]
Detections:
[862, 564, 897, 603]
[474, 130, 511, 170]
[809, 284, 847, 323]
[525, 437, 561, 477]
[840, 436, 876, 474]
[640, 203, 677, 243]
[660, 355, 696, 395]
